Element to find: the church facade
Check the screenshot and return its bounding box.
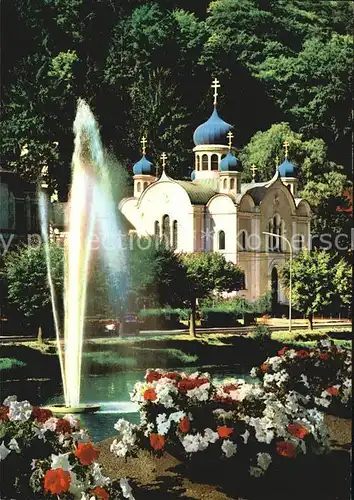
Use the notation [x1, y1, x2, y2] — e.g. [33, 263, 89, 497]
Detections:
[119, 80, 311, 303]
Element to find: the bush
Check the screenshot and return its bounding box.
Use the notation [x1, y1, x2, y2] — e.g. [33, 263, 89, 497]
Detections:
[138, 309, 185, 330]
[111, 369, 331, 478]
[251, 324, 271, 341]
[0, 395, 131, 499]
[200, 308, 242, 327]
[0, 358, 26, 371]
[250, 339, 352, 417]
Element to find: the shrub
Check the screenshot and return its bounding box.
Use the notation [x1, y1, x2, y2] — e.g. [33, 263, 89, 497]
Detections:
[200, 308, 242, 327]
[0, 396, 135, 499]
[0, 358, 26, 371]
[251, 324, 271, 341]
[138, 308, 184, 329]
[250, 339, 352, 417]
[110, 369, 330, 478]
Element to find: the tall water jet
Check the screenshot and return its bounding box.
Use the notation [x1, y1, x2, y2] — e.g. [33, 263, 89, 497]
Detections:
[40, 99, 126, 411]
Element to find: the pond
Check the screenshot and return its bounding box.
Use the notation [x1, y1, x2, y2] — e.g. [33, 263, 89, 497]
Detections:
[1, 367, 254, 442]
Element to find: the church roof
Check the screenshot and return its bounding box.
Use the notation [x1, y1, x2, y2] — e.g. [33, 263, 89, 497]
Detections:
[220, 151, 241, 172]
[193, 107, 233, 146]
[133, 155, 153, 175]
[278, 158, 296, 177]
[174, 180, 217, 205]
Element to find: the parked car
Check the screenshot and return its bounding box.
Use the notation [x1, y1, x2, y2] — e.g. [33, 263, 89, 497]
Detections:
[118, 313, 140, 336]
[103, 319, 120, 335]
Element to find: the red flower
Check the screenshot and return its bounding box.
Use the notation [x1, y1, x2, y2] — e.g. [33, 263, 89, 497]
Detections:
[223, 384, 238, 393]
[287, 423, 309, 439]
[149, 433, 166, 450]
[278, 347, 289, 357]
[319, 352, 329, 360]
[31, 406, 53, 423]
[145, 371, 162, 383]
[179, 416, 191, 433]
[217, 426, 233, 439]
[327, 386, 340, 397]
[296, 349, 309, 359]
[260, 363, 270, 373]
[44, 468, 71, 495]
[91, 486, 109, 500]
[143, 388, 157, 401]
[178, 377, 209, 393]
[0, 406, 9, 421]
[164, 372, 179, 381]
[74, 442, 100, 465]
[276, 441, 297, 458]
[56, 418, 72, 434]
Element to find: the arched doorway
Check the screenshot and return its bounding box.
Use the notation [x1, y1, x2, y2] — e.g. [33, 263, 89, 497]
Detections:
[271, 267, 278, 314]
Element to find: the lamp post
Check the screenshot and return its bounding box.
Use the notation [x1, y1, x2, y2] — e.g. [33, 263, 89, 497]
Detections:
[263, 231, 293, 332]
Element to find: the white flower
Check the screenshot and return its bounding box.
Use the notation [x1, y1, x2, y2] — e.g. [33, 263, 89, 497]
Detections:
[240, 429, 250, 444]
[204, 428, 219, 444]
[30, 459, 37, 470]
[186, 383, 210, 402]
[71, 428, 90, 443]
[3, 395, 17, 406]
[8, 399, 32, 422]
[8, 438, 20, 453]
[63, 414, 80, 429]
[300, 374, 310, 388]
[257, 452, 272, 471]
[51, 452, 72, 471]
[69, 470, 84, 496]
[221, 439, 237, 458]
[33, 424, 47, 441]
[181, 433, 207, 453]
[43, 417, 59, 431]
[249, 466, 264, 477]
[250, 367, 258, 378]
[0, 441, 10, 460]
[91, 462, 110, 487]
[120, 477, 135, 499]
[110, 439, 129, 458]
[268, 356, 283, 371]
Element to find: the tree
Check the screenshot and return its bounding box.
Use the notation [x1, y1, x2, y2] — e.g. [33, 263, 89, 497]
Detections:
[182, 252, 244, 336]
[280, 249, 351, 329]
[4, 244, 64, 341]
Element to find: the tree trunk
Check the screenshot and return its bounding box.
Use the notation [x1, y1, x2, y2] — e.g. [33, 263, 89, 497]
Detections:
[307, 313, 313, 330]
[37, 325, 43, 344]
[189, 299, 197, 337]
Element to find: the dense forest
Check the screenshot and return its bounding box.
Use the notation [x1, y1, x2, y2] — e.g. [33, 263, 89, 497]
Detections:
[1, 0, 352, 239]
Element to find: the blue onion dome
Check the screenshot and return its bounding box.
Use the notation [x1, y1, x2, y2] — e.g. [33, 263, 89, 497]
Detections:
[278, 158, 296, 177]
[193, 107, 233, 146]
[220, 151, 242, 172]
[191, 170, 196, 181]
[133, 155, 153, 175]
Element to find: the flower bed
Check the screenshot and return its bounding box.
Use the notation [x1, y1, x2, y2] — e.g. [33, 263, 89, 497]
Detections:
[0, 396, 135, 500]
[250, 340, 352, 417]
[110, 369, 331, 478]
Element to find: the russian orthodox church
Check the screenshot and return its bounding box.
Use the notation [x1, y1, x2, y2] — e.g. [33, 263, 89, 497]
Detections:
[119, 79, 311, 303]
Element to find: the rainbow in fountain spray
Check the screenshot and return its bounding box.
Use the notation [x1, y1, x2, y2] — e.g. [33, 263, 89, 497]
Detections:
[40, 99, 125, 409]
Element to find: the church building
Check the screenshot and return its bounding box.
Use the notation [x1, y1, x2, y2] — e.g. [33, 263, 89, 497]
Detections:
[119, 79, 311, 304]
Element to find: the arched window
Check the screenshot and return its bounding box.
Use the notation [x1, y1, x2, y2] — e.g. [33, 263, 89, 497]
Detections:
[241, 231, 246, 251]
[211, 154, 218, 170]
[162, 214, 170, 248]
[230, 178, 235, 190]
[137, 182, 141, 193]
[273, 216, 278, 250]
[218, 230, 225, 250]
[154, 220, 160, 240]
[202, 154, 208, 170]
[172, 220, 178, 250]
[143, 182, 148, 190]
[278, 219, 283, 252]
[223, 178, 227, 189]
[196, 155, 200, 171]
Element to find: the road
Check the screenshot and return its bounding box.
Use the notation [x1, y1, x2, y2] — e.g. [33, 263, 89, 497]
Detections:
[0, 322, 351, 343]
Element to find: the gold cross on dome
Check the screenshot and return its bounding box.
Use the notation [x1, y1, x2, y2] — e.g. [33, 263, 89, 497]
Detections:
[140, 135, 147, 156]
[227, 131, 234, 150]
[160, 152, 167, 170]
[251, 164, 257, 180]
[283, 140, 290, 158]
[211, 77, 221, 106]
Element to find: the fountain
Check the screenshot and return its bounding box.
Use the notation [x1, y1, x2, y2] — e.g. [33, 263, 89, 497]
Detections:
[40, 99, 125, 414]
